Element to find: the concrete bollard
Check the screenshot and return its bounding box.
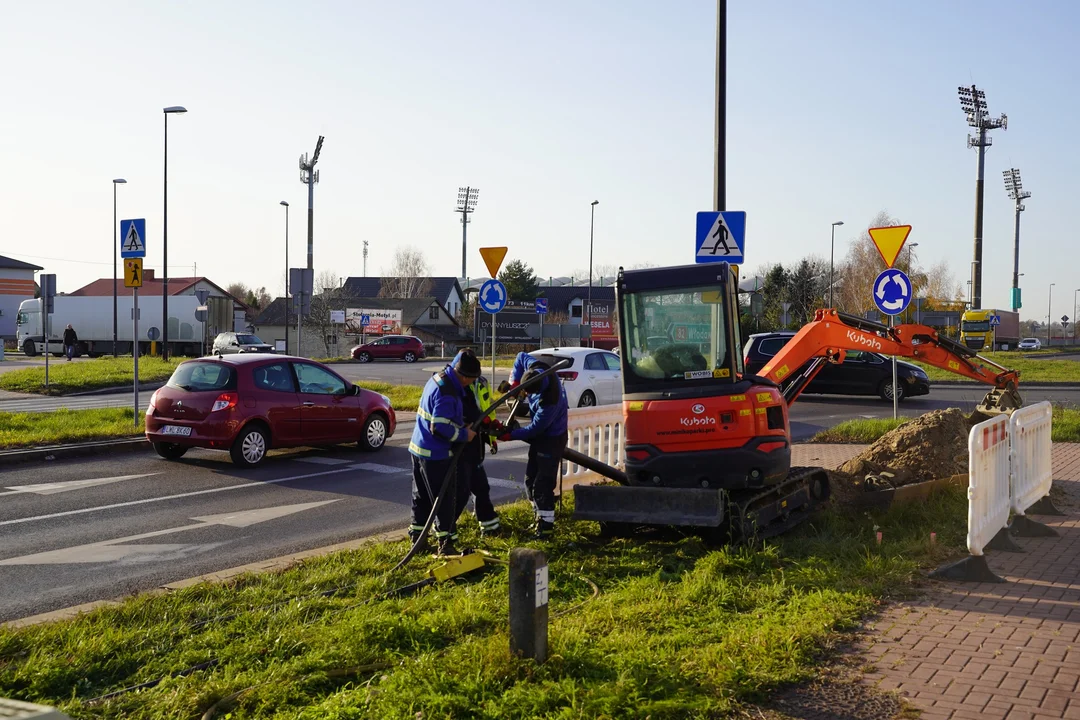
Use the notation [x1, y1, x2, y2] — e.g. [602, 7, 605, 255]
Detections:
[509, 547, 549, 663]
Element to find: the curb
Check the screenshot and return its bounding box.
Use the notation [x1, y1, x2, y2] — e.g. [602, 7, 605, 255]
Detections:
[66, 382, 165, 397]
[0, 438, 151, 466]
[931, 381, 1080, 388]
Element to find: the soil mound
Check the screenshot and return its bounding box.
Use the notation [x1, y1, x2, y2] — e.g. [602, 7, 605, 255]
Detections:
[838, 408, 974, 491]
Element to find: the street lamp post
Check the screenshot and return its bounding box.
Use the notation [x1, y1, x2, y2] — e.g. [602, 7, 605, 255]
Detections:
[829, 221, 844, 307]
[1048, 283, 1056, 348]
[587, 200, 599, 346]
[162, 105, 187, 362]
[280, 201, 290, 355]
[1074, 288, 1079, 345]
[112, 178, 127, 356]
[906, 242, 919, 322]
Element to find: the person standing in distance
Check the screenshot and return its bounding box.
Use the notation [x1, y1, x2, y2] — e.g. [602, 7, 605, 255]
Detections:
[63, 324, 78, 361]
[408, 350, 480, 555]
[453, 349, 502, 537]
[498, 351, 569, 539]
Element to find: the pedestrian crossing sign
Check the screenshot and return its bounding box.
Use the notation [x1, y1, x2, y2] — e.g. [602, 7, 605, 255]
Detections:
[695, 211, 746, 264]
[120, 218, 146, 258]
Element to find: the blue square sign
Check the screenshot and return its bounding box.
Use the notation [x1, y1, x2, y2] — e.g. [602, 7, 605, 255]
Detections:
[535, 298, 548, 315]
[120, 218, 146, 259]
[695, 211, 745, 264]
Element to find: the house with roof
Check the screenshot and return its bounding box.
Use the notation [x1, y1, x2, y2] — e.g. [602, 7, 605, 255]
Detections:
[341, 276, 466, 319]
[252, 294, 462, 358]
[68, 269, 251, 341]
[0, 254, 42, 341]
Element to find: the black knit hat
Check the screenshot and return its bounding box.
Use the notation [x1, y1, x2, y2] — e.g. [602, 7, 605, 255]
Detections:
[453, 350, 482, 378]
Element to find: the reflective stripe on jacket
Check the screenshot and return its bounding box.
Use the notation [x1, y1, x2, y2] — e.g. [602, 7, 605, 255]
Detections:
[409, 368, 467, 460]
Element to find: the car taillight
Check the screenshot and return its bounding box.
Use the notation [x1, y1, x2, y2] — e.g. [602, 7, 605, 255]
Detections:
[148, 389, 160, 409]
[557, 371, 578, 381]
[211, 392, 238, 412]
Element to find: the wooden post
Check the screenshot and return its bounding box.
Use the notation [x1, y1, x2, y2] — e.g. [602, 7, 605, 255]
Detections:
[509, 547, 548, 662]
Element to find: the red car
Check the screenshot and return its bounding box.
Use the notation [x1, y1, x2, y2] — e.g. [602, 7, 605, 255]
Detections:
[145, 355, 396, 467]
[350, 335, 426, 363]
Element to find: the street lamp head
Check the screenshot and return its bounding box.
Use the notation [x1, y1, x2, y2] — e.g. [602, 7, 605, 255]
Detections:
[280, 200, 289, 207]
[832, 220, 844, 226]
[112, 178, 127, 184]
[909, 242, 919, 249]
[163, 106, 187, 114]
[591, 200, 599, 206]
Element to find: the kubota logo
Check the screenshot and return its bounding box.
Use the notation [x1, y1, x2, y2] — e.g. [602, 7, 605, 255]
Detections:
[680, 416, 716, 427]
[845, 330, 883, 351]
[691, 404, 706, 414]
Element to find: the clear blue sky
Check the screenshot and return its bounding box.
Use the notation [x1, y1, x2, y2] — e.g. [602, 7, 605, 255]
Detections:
[0, 1, 1074, 322]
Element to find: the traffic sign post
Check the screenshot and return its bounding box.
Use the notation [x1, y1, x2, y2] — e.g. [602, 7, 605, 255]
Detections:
[867, 225, 912, 268]
[990, 314, 1002, 351]
[124, 258, 143, 288]
[695, 211, 746, 264]
[120, 219, 146, 259]
[133, 287, 139, 426]
[479, 276, 508, 379]
[535, 298, 548, 348]
[40, 273, 56, 393]
[479, 247, 508, 279]
[868, 224, 914, 420]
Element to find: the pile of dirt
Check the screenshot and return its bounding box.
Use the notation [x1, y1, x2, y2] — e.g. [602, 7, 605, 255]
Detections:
[837, 408, 975, 493]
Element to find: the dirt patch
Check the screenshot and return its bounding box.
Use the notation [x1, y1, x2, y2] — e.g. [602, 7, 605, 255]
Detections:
[738, 663, 912, 720]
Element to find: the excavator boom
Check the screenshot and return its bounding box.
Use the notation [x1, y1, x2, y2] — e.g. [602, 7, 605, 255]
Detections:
[758, 310, 1022, 416]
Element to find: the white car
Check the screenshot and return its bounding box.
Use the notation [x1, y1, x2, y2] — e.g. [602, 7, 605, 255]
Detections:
[1018, 338, 1042, 350]
[529, 347, 622, 407]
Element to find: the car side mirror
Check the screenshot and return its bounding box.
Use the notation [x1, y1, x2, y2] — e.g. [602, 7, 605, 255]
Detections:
[351, 384, 361, 396]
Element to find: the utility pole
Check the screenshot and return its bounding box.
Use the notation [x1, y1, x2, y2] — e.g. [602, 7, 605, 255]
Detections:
[714, 0, 726, 213]
[298, 135, 323, 348]
[1003, 168, 1031, 311]
[957, 85, 1006, 311]
[456, 187, 479, 278]
[362, 240, 369, 277]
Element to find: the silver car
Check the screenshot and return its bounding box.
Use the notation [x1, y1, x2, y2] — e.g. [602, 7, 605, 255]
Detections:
[212, 332, 275, 355]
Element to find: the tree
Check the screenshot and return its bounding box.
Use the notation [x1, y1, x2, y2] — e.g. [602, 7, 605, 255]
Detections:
[786, 257, 829, 327]
[317, 271, 342, 296]
[834, 211, 902, 315]
[254, 286, 272, 310]
[499, 259, 539, 301]
[380, 246, 431, 298]
[226, 282, 250, 302]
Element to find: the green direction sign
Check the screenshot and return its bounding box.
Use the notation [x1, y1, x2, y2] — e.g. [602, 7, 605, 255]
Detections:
[672, 324, 710, 343]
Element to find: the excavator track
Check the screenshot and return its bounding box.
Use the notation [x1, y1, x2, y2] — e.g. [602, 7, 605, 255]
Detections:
[727, 466, 831, 541]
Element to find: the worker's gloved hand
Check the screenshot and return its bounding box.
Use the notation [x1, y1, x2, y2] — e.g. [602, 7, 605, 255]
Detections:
[498, 433, 512, 442]
[489, 441, 498, 455]
[497, 380, 512, 394]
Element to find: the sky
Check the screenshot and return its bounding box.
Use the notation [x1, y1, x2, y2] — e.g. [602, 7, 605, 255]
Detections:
[0, 0, 1076, 323]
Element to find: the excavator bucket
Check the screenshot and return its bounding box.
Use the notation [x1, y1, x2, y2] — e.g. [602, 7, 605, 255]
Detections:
[973, 385, 1023, 421]
[572, 485, 727, 527]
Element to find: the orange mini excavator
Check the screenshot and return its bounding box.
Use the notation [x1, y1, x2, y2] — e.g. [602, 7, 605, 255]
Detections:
[568, 261, 1022, 539]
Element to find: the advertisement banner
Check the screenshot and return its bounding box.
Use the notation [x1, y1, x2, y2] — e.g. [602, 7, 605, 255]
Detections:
[473, 309, 538, 343]
[345, 308, 403, 336]
[586, 301, 616, 339]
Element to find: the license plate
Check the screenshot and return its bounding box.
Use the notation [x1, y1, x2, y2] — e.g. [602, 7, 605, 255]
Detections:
[161, 425, 192, 437]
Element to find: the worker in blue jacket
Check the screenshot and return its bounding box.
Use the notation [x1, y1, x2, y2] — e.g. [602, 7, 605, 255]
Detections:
[453, 348, 502, 538]
[497, 352, 569, 539]
[408, 350, 480, 555]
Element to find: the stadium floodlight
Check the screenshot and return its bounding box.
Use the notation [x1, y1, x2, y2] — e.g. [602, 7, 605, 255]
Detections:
[455, 187, 480, 278]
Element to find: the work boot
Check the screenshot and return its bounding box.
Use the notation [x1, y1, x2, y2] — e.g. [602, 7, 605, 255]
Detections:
[533, 520, 555, 540]
[436, 536, 460, 556]
[479, 517, 502, 538]
[408, 532, 429, 554]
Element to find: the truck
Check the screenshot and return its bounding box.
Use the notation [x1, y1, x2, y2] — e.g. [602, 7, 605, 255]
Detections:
[960, 308, 1020, 351]
[16, 295, 208, 357]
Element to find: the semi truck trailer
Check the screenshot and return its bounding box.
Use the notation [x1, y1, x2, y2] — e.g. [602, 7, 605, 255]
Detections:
[960, 308, 1020, 351]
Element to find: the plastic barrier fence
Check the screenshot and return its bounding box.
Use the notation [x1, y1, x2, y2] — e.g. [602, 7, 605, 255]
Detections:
[1009, 401, 1054, 516]
[563, 405, 624, 483]
[966, 415, 1012, 557]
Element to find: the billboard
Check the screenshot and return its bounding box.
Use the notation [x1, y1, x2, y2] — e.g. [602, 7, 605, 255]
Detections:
[345, 308, 403, 336]
[585, 301, 616, 339]
[474, 309, 537, 343]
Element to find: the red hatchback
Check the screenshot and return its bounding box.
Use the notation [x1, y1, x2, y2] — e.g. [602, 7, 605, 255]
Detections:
[350, 335, 426, 363]
[145, 355, 396, 467]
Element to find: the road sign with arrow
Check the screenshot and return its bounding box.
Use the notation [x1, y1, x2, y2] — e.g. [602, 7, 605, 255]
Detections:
[872, 268, 912, 316]
[479, 278, 507, 314]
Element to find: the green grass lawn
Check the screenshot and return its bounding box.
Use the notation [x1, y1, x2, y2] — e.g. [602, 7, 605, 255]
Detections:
[912, 353, 1080, 383]
[0, 357, 180, 396]
[0, 408, 143, 449]
[0, 492, 967, 719]
[355, 381, 422, 411]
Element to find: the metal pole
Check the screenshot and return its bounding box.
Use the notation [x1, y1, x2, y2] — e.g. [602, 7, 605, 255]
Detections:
[461, 188, 469, 279]
[284, 204, 289, 355]
[490, 312, 496, 383]
[297, 296, 303, 357]
[133, 287, 139, 427]
[44, 300, 49, 392]
[1048, 285, 1053, 348]
[307, 175, 314, 271]
[587, 202, 595, 347]
[113, 183, 118, 357]
[163, 113, 169, 361]
[972, 126, 986, 310]
[891, 314, 898, 419]
[713, 0, 726, 213]
[1011, 201, 1021, 310]
[829, 224, 835, 307]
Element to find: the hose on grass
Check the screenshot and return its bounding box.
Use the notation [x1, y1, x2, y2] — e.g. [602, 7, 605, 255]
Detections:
[551, 575, 601, 619]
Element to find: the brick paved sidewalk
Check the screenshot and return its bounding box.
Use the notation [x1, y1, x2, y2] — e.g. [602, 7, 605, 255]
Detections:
[856, 443, 1080, 720]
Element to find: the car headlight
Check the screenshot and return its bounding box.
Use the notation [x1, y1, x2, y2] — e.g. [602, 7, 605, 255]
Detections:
[380, 394, 391, 406]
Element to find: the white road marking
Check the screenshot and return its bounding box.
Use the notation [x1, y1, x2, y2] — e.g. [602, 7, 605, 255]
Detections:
[3, 473, 162, 495]
[0, 467, 360, 528]
[295, 457, 352, 466]
[353, 462, 408, 474]
[488, 478, 524, 489]
[0, 500, 339, 565]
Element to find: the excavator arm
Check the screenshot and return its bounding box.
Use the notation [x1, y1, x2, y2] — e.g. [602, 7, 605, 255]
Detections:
[757, 310, 1022, 416]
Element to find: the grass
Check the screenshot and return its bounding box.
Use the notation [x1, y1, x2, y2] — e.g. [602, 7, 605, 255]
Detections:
[0, 408, 143, 449]
[0, 491, 968, 719]
[1052, 406, 1080, 443]
[912, 353, 1080, 384]
[0, 357, 180, 396]
[810, 417, 910, 444]
[355, 381, 422, 411]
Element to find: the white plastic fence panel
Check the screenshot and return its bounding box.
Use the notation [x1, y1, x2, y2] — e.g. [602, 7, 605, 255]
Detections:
[1010, 401, 1054, 516]
[563, 405, 624, 483]
[0, 697, 72, 719]
[966, 414, 1012, 556]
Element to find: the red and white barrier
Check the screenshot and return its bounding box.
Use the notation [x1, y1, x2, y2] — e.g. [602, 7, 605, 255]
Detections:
[965, 415, 1012, 557]
[1009, 401, 1054, 516]
[563, 405, 624, 483]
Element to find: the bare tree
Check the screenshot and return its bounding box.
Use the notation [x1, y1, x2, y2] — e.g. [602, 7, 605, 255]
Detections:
[317, 270, 342, 296]
[834, 211, 902, 315]
[380, 246, 432, 298]
[226, 282, 250, 301]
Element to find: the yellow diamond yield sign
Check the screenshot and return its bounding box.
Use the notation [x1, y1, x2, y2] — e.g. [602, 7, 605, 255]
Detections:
[867, 225, 912, 269]
[479, 247, 508, 278]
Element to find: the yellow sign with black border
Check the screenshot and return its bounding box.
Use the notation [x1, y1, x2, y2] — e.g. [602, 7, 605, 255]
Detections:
[124, 258, 143, 288]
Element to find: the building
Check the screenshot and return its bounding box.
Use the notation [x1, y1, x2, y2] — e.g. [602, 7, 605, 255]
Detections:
[68, 269, 251, 340]
[341, 276, 466, 318]
[0, 255, 42, 341]
[252, 295, 462, 358]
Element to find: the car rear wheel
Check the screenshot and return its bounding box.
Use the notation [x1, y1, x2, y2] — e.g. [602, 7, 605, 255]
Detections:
[578, 390, 597, 407]
[879, 380, 905, 402]
[154, 442, 188, 460]
[356, 351, 372, 363]
[231, 424, 269, 467]
[358, 413, 389, 451]
[404, 351, 417, 363]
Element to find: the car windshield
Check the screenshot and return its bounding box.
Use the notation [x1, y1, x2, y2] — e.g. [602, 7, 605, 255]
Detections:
[620, 284, 731, 388]
[167, 362, 237, 392]
[16, 311, 31, 326]
[237, 334, 263, 345]
[962, 321, 991, 333]
[1022, 338, 1038, 343]
[532, 353, 575, 369]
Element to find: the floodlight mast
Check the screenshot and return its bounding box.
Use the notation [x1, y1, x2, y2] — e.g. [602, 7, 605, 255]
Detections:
[1003, 168, 1032, 311]
[958, 84, 1007, 311]
[456, 186, 479, 279]
[299, 135, 324, 271]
